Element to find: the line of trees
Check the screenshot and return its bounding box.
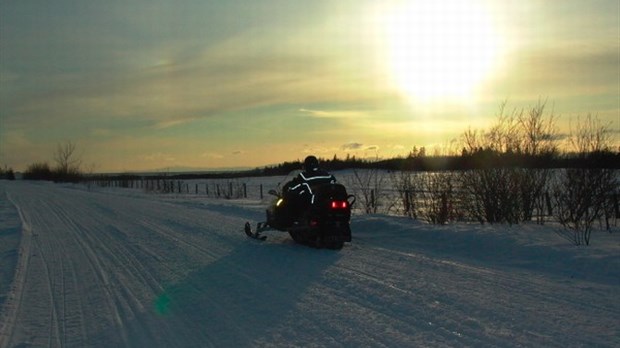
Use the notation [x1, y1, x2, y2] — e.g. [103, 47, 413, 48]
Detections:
[22, 141, 83, 182]
[256, 146, 619, 177]
[0, 165, 16, 180]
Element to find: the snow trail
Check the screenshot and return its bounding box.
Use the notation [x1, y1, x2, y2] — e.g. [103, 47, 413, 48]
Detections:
[0, 181, 618, 347]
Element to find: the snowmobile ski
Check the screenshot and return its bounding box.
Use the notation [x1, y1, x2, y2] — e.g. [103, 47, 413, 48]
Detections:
[245, 222, 267, 241]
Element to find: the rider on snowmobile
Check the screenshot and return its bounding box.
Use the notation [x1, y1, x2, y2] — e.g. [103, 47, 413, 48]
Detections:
[283, 156, 336, 217]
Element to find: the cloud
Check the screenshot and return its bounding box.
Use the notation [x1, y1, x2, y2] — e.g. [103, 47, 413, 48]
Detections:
[4, 48, 383, 138]
[1, 11, 396, 139]
[200, 152, 224, 159]
[299, 108, 366, 119]
[341, 142, 380, 152]
[341, 142, 364, 150]
[504, 46, 620, 96]
[143, 152, 176, 163]
[153, 117, 199, 129]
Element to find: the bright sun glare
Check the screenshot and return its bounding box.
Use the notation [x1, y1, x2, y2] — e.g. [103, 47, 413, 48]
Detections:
[382, 0, 501, 102]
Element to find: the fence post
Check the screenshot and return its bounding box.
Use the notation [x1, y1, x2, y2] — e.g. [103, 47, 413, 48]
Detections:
[545, 191, 553, 216]
[243, 183, 247, 198]
[260, 184, 263, 199]
[614, 193, 619, 218]
[404, 190, 410, 216]
[371, 189, 376, 212]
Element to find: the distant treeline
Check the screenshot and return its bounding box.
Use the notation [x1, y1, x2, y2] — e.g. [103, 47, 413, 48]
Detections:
[49, 148, 620, 183]
[16, 101, 620, 182]
[0, 165, 16, 180]
[13, 146, 620, 183]
[257, 149, 620, 176]
[379, 149, 620, 172]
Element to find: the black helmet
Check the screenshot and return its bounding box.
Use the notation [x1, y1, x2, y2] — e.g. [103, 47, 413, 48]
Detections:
[303, 155, 319, 171]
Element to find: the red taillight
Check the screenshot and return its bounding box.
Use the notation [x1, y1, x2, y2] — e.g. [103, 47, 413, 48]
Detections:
[330, 200, 348, 209]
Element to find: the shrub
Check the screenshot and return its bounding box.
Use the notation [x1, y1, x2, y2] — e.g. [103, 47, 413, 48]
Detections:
[552, 167, 616, 245]
[391, 171, 419, 218]
[0, 166, 16, 180]
[346, 168, 387, 214]
[23, 162, 53, 180]
[552, 115, 618, 245]
[458, 100, 557, 224]
[417, 172, 458, 224]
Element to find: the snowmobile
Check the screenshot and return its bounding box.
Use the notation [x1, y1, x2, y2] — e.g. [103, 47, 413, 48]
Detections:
[245, 171, 355, 249]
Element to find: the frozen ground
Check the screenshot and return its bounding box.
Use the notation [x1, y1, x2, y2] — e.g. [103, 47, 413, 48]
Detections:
[0, 180, 618, 347]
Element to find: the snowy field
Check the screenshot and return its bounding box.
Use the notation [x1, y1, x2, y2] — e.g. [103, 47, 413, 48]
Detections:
[0, 179, 619, 347]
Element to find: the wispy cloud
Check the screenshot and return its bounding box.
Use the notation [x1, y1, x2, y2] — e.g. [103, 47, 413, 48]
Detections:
[143, 152, 176, 163]
[152, 117, 199, 130]
[504, 46, 620, 96]
[200, 152, 224, 159]
[341, 142, 381, 152]
[299, 108, 367, 119]
[341, 142, 364, 150]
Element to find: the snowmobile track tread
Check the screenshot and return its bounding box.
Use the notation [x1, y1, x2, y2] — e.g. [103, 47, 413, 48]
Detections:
[244, 222, 267, 241]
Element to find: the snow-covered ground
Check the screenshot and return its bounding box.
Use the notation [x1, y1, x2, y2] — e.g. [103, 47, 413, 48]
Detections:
[0, 179, 618, 347]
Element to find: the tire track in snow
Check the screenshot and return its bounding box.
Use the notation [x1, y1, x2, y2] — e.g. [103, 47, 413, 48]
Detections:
[0, 192, 34, 348]
[30, 231, 63, 348]
[2, 182, 618, 347]
[1, 185, 140, 347]
[42, 198, 132, 347]
[1, 184, 247, 347]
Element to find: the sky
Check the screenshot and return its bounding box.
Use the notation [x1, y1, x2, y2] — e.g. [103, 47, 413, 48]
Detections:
[1, 0, 618, 173]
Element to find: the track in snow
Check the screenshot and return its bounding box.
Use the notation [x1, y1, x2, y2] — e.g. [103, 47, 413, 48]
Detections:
[0, 181, 618, 347]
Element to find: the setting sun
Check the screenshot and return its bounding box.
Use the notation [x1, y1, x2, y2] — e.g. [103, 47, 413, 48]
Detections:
[1, 0, 618, 172]
[381, 0, 502, 102]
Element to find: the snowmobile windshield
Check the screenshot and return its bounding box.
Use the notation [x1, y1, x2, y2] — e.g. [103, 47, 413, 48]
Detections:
[285, 169, 302, 179]
[275, 170, 302, 193]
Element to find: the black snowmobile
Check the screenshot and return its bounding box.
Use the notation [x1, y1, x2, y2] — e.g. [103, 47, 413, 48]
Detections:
[245, 171, 355, 249]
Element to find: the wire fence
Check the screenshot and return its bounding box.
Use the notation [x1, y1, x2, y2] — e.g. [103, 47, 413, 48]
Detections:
[85, 175, 619, 226]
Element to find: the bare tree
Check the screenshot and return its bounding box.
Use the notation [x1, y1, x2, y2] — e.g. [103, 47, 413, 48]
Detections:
[516, 100, 557, 223]
[568, 114, 612, 155]
[53, 141, 82, 182]
[347, 168, 387, 214]
[518, 99, 557, 156]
